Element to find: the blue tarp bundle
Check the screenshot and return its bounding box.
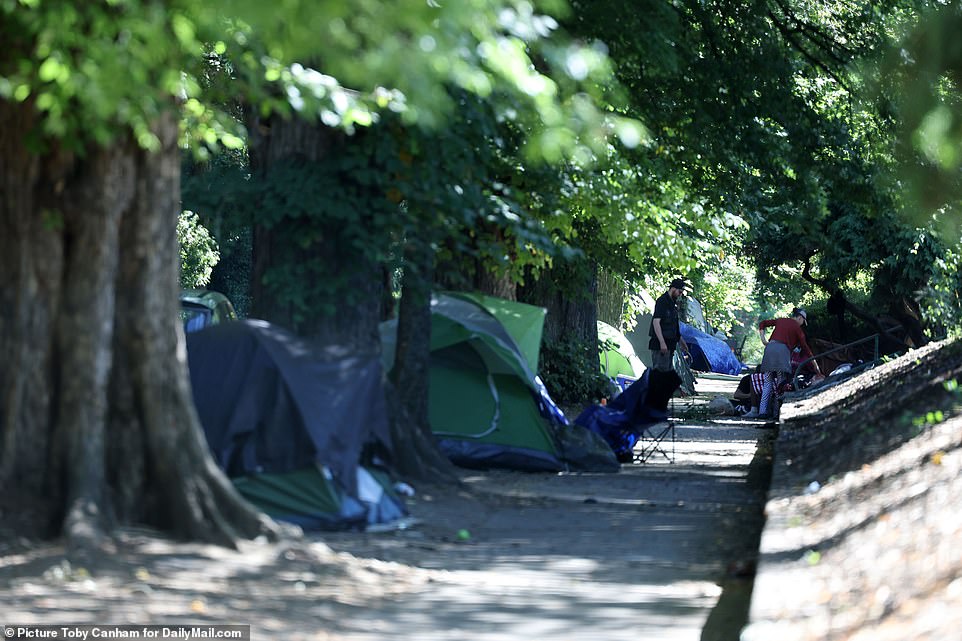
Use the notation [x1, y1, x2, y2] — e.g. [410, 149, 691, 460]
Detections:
[573, 370, 680, 461]
[680, 322, 747, 375]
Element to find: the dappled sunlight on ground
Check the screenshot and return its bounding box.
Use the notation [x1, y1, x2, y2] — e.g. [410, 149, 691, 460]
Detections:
[0, 534, 728, 640]
[1, 374, 771, 640]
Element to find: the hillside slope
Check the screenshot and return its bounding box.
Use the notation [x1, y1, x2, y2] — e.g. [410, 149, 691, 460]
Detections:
[745, 338, 962, 641]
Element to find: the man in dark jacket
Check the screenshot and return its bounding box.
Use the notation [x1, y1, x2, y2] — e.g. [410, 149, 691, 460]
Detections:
[649, 277, 691, 372]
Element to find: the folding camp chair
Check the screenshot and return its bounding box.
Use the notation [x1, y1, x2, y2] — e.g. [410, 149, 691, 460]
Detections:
[631, 374, 680, 464]
[633, 420, 675, 463]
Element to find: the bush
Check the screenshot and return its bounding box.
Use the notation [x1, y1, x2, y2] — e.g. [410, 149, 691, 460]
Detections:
[177, 210, 219, 289]
[539, 336, 611, 405]
[921, 246, 962, 338]
[207, 225, 252, 318]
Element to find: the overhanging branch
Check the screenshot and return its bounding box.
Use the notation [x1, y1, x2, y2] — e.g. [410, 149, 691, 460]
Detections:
[771, 0, 857, 63]
[800, 255, 912, 350]
[767, 8, 854, 95]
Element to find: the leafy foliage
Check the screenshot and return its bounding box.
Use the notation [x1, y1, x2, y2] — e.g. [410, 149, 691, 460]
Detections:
[881, 3, 962, 237]
[177, 210, 220, 289]
[539, 336, 610, 405]
[229, 1, 644, 156]
[686, 254, 757, 336]
[10, 0, 962, 391]
[1, 0, 199, 150]
[251, 145, 404, 323]
[1, 0, 643, 167]
[919, 241, 962, 337]
[180, 150, 254, 315]
[587, 1, 961, 340]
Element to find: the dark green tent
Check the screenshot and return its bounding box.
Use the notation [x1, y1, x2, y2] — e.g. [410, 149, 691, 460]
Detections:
[382, 292, 618, 472]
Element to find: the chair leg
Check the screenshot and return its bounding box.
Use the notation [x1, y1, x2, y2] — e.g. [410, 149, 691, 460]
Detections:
[633, 421, 675, 464]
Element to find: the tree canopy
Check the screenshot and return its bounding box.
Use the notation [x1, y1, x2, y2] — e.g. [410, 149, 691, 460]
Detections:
[3, 0, 962, 546]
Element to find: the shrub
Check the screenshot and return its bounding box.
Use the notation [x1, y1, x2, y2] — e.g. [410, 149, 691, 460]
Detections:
[539, 336, 611, 405]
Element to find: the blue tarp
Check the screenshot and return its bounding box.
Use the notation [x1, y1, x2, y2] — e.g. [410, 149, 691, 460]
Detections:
[574, 370, 681, 462]
[680, 322, 747, 375]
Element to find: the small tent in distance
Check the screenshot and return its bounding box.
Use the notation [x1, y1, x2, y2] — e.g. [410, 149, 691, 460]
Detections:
[598, 320, 647, 382]
[680, 322, 747, 375]
[180, 288, 237, 334]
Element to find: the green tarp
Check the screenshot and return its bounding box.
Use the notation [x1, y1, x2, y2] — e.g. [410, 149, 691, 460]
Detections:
[233, 466, 404, 531]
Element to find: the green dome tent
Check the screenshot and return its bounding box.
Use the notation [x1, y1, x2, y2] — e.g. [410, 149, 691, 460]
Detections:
[598, 320, 647, 380]
[381, 292, 617, 472]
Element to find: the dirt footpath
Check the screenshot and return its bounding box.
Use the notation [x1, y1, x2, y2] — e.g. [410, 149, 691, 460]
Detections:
[1, 377, 772, 641]
[321, 404, 773, 641]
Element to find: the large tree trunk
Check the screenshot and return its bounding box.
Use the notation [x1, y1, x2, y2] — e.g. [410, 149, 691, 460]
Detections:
[596, 268, 626, 328]
[246, 115, 383, 351]
[519, 259, 598, 345]
[434, 231, 517, 301]
[475, 265, 516, 300]
[0, 100, 60, 533]
[246, 115, 422, 482]
[0, 100, 277, 547]
[246, 115, 463, 483]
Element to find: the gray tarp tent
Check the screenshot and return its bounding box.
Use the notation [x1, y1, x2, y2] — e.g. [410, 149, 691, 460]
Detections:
[187, 319, 404, 530]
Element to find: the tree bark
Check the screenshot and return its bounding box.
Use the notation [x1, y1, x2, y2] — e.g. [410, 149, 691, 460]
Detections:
[388, 239, 460, 483]
[434, 240, 517, 301]
[246, 114, 384, 352]
[518, 260, 598, 346]
[596, 268, 626, 328]
[0, 101, 278, 547]
[0, 99, 61, 533]
[247, 114, 342, 330]
[111, 113, 277, 545]
[56, 128, 131, 547]
[244, 116, 440, 484]
[475, 265, 517, 300]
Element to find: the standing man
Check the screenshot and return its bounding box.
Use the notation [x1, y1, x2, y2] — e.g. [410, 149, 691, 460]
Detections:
[649, 277, 691, 372]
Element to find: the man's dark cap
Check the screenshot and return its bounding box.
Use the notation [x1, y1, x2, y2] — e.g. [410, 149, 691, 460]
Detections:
[670, 278, 690, 291]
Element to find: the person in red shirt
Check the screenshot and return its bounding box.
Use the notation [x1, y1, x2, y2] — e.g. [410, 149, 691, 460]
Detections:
[750, 308, 822, 418]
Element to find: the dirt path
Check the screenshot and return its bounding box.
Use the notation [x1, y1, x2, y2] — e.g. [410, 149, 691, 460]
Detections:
[1, 377, 773, 641]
